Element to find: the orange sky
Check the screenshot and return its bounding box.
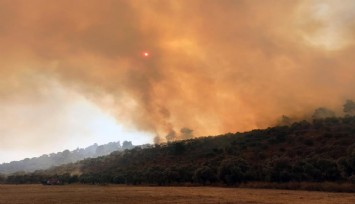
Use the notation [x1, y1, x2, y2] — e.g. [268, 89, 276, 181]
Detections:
[0, 0, 355, 159]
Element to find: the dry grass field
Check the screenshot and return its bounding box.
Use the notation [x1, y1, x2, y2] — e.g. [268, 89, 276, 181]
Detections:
[0, 185, 354, 204]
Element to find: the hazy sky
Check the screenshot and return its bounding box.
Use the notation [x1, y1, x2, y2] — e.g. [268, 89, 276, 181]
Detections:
[0, 0, 355, 162]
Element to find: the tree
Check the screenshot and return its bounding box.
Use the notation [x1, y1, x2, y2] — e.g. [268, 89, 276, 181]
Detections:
[169, 142, 186, 155]
[122, 141, 133, 149]
[163, 168, 180, 184]
[218, 158, 249, 185]
[193, 166, 216, 185]
[269, 158, 293, 182]
[145, 167, 165, 185]
[303, 162, 322, 181]
[343, 100, 355, 116]
[112, 173, 125, 184]
[316, 159, 341, 181]
[95, 145, 106, 156]
[0, 174, 5, 183]
[68, 175, 79, 184]
[59, 173, 71, 184]
[337, 157, 352, 178]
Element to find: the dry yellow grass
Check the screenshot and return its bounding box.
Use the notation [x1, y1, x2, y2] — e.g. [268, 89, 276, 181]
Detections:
[0, 185, 354, 204]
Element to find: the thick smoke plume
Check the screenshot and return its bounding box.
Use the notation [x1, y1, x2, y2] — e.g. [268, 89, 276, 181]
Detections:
[0, 0, 355, 144]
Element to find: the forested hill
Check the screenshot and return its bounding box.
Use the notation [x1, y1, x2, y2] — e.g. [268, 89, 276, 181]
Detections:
[3, 116, 355, 191]
[0, 141, 134, 174]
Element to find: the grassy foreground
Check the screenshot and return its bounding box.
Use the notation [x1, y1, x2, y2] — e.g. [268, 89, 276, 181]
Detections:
[0, 185, 354, 204]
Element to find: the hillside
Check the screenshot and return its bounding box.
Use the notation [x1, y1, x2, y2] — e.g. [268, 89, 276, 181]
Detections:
[2, 116, 355, 190]
[0, 141, 134, 174]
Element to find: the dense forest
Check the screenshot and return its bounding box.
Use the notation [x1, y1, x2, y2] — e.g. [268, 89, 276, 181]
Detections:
[0, 141, 134, 174]
[1, 101, 355, 192]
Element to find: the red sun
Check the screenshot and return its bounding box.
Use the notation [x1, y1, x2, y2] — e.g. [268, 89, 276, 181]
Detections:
[143, 52, 149, 57]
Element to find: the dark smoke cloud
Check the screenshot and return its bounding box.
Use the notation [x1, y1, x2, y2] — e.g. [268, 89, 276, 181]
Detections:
[0, 0, 355, 145]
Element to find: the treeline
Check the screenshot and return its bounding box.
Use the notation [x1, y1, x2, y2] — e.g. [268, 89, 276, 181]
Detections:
[2, 116, 354, 192]
[0, 141, 134, 174]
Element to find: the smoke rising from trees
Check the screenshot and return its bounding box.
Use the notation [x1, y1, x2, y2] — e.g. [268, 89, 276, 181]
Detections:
[0, 0, 355, 146]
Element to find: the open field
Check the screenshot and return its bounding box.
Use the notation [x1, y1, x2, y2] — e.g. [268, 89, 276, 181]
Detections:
[0, 185, 354, 204]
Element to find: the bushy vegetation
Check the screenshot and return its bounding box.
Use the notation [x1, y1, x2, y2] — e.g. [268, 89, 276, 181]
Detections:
[2, 116, 354, 192]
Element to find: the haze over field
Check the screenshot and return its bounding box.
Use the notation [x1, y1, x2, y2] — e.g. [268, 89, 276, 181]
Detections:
[0, 0, 355, 162]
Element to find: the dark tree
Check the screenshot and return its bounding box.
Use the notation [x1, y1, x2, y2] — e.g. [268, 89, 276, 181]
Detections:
[194, 166, 216, 185]
[218, 158, 249, 185]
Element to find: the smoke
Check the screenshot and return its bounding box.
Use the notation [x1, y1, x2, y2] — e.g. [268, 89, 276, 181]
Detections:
[180, 128, 194, 140]
[164, 128, 194, 142]
[0, 0, 355, 144]
[343, 100, 355, 115]
[312, 107, 336, 119]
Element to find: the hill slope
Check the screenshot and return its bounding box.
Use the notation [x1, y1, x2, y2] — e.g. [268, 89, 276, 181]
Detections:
[0, 141, 134, 174]
[3, 117, 355, 189]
